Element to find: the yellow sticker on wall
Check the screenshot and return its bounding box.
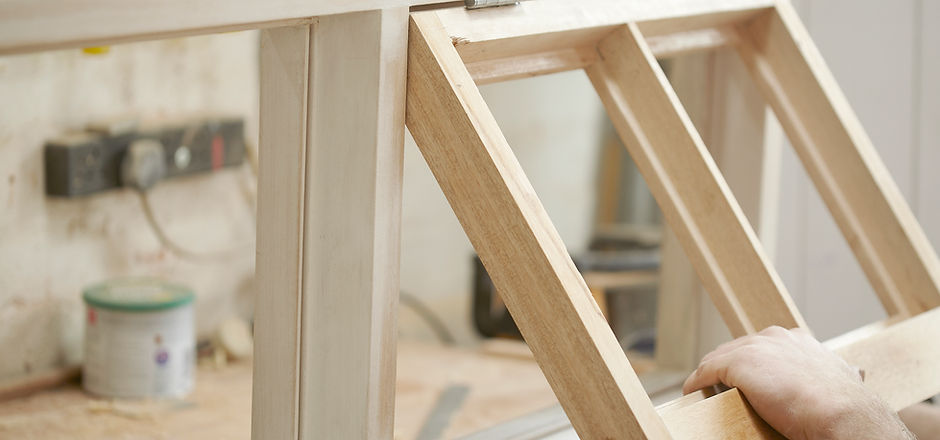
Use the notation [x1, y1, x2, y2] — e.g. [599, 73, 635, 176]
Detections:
[82, 46, 110, 55]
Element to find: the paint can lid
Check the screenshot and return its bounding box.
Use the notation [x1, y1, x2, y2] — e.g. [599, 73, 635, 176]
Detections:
[82, 278, 195, 312]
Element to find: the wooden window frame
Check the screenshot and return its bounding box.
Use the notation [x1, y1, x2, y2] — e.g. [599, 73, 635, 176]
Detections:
[406, 2, 940, 438]
[4, 0, 939, 438]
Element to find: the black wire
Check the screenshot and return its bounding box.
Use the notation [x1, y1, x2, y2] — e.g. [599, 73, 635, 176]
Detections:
[400, 291, 456, 345]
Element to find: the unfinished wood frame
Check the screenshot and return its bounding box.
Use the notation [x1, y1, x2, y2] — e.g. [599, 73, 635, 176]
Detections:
[254, 9, 407, 440]
[406, 1, 940, 438]
[655, 49, 784, 371]
[5, 0, 938, 439]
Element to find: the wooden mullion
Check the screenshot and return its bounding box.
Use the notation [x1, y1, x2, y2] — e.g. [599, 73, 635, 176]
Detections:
[297, 9, 408, 440]
[406, 12, 671, 440]
[462, 27, 739, 85]
[0, 0, 775, 56]
[253, 24, 311, 440]
[586, 23, 805, 337]
[734, 3, 940, 317]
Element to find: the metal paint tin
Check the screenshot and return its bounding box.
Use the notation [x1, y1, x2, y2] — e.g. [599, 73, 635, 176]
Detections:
[82, 278, 195, 398]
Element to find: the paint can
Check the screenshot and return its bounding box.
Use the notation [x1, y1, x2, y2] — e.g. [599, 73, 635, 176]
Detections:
[82, 278, 195, 398]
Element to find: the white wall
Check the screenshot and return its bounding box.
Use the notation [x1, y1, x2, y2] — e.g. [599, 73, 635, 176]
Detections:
[0, 35, 606, 377]
[0, 33, 260, 379]
[775, 0, 940, 339]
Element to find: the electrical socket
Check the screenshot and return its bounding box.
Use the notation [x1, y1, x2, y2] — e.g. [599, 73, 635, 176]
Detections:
[44, 116, 245, 197]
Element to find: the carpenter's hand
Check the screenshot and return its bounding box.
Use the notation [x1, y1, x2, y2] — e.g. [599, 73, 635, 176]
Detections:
[682, 326, 912, 440]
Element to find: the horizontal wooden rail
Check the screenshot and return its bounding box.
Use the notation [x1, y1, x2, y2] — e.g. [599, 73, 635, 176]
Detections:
[657, 306, 940, 439]
[431, 0, 772, 65]
[466, 26, 739, 85]
[0, 0, 438, 55]
[424, 2, 770, 90]
[0, 0, 773, 56]
[645, 26, 740, 58]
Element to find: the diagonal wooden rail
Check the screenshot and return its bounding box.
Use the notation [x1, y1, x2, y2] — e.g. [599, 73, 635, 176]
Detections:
[406, 12, 671, 440]
[406, 2, 940, 439]
[586, 21, 804, 337]
[735, 2, 940, 317]
[5, 0, 939, 438]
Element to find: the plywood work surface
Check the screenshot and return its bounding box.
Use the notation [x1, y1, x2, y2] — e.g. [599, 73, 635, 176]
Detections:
[0, 342, 649, 439]
[0, 361, 252, 439]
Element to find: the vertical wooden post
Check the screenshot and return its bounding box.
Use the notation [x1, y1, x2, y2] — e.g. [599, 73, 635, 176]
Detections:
[253, 9, 407, 440]
[299, 9, 407, 440]
[254, 24, 310, 440]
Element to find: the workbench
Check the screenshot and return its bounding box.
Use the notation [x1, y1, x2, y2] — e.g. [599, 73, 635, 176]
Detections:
[0, 342, 605, 439]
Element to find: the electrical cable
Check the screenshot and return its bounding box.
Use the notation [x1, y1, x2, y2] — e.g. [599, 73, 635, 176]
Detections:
[137, 189, 254, 262]
[127, 120, 257, 262]
[140, 133, 453, 341]
[400, 291, 457, 345]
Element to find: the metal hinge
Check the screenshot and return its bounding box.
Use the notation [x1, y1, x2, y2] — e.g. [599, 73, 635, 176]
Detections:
[464, 0, 527, 10]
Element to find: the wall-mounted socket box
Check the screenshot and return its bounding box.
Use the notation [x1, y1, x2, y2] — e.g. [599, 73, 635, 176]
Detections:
[44, 116, 245, 197]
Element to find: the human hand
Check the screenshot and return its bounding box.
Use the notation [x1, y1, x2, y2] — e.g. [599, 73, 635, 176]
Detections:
[682, 326, 912, 440]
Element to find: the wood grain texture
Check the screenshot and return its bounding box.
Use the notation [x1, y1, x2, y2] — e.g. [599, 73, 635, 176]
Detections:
[253, 24, 310, 440]
[658, 306, 940, 439]
[299, 9, 407, 440]
[645, 27, 739, 59]
[660, 388, 783, 440]
[832, 306, 940, 410]
[735, 3, 940, 317]
[656, 48, 785, 369]
[0, 0, 776, 56]
[465, 48, 597, 85]
[405, 12, 671, 440]
[429, 0, 773, 64]
[587, 23, 805, 337]
[0, 0, 436, 55]
[463, 28, 738, 85]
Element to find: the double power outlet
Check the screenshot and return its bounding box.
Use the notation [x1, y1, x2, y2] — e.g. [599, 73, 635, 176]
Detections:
[44, 116, 245, 197]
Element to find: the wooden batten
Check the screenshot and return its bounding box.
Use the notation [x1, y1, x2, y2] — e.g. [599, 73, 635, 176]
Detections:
[735, 4, 940, 317]
[418, 0, 773, 84]
[404, 2, 940, 439]
[12, 0, 939, 438]
[405, 12, 671, 440]
[586, 23, 805, 337]
[431, 0, 773, 62]
[297, 9, 408, 440]
[464, 26, 740, 85]
[254, 9, 409, 440]
[253, 24, 311, 440]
